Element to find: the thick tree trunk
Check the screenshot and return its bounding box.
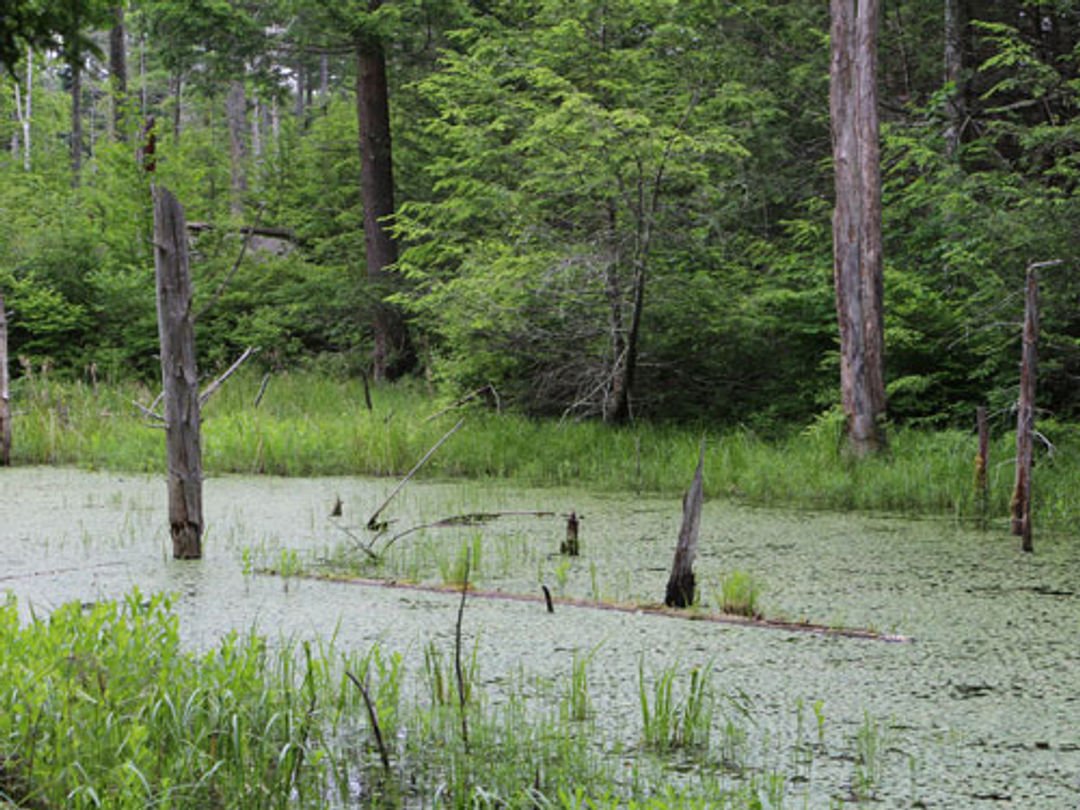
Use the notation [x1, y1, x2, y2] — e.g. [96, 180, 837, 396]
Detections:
[1011, 267, 1038, 553]
[153, 187, 203, 560]
[109, 5, 127, 141]
[226, 79, 249, 217]
[71, 57, 83, 185]
[665, 439, 706, 608]
[356, 34, 411, 381]
[0, 291, 11, 467]
[830, 0, 886, 455]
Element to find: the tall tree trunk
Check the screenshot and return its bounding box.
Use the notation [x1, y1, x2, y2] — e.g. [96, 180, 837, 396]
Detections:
[356, 34, 411, 381]
[13, 48, 31, 171]
[226, 78, 248, 217]
[294, 59, 305, 121]
[22, 47, 31, 171]
[1012, 266, 1038, 553]
[0, 290, 11, 467]
[943, 0, 965, 159]
[320, 52, 329, 100]
[250, 88, 262, 162]
[153, 187, 203, 560]
[71, 56, 83, 185]
[109, 4, 127, 141]
[830, 0, 886, 455]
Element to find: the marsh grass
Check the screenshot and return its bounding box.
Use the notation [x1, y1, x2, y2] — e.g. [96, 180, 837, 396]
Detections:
[713, 571, 763, 618]
[10, 372, 1075, 528]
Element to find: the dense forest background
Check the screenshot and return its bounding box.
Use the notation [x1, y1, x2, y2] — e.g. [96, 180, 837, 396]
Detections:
[1, 0, 1078, 430]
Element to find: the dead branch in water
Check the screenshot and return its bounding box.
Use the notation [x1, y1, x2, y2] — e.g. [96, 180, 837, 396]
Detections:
[346, 669, 391, 774]
[454, 547, 471, 752]
[366, 417, 465, 530]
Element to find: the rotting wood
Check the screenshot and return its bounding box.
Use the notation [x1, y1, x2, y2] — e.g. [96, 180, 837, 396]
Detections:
[454, 547, 471, 751]
[561, 511, 580, 556]
[665, 438, 706, 608]
[0, 290, 11, 466]
[1011, 264, 1041, 552]
[542, 585, 554, 613]
[134, 348, 258, 421]
[154, 186, 203, 560]
[270, 571, 913, 643]
[383, 511, 567, 559]
[366, 417, 465, 530]
[199, 346, 259, 406]
[346, 669, 390, 774]
[342, 509, 563, 561]
[253, 373, 271, 408]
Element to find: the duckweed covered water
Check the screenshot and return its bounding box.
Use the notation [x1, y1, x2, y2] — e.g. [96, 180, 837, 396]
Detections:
[1, 466, 1078, 807]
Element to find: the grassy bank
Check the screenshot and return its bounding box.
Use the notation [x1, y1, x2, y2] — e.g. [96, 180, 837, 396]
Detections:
[0, 591, 886, 809]
[8, 371, 1079, 530]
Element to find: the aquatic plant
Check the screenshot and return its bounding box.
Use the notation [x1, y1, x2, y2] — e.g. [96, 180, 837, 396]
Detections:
[852, 711, 890, 801]
[638, 660, 714, 753]
[714, 570, 763, 618]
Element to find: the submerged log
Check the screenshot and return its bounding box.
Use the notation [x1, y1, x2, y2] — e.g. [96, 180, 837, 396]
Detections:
[665, 438, 706, 608]
[154, 187, 203, 559]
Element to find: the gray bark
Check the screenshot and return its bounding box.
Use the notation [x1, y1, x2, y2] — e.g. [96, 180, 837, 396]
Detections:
[71, 57, 83, 185]
[153, 187, 203, 559]
[109, 5, 127, 140]
[226, 79, 248, 217]
[1012, 267, 1038, 553]
[665, 439, 706, 608]
[830, 0, 886, 455]
[943, 0, 964, 159]
[0, 290, 11, 466]
[13, 47, 31, 170]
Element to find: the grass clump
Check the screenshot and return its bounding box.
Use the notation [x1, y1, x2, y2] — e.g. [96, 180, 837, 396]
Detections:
[714, 571, 763, 618]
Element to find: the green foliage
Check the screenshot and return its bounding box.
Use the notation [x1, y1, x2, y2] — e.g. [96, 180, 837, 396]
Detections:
[0, 591, 353, 808]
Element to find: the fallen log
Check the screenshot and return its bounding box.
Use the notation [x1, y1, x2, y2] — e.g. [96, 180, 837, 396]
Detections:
[268, 570, 913, 643]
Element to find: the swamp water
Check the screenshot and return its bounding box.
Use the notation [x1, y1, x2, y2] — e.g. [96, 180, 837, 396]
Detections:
[1, 466, 1078, 807]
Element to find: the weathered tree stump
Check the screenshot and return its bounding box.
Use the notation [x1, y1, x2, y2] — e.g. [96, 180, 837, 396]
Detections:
[154, 187, 203, 559]
[665, 439, 706, 608]
[561, 511, 579, 556]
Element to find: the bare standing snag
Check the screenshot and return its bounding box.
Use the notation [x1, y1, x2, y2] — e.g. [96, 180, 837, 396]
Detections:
[154, 187, 203, 559]
[665, 438, 706, 608]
